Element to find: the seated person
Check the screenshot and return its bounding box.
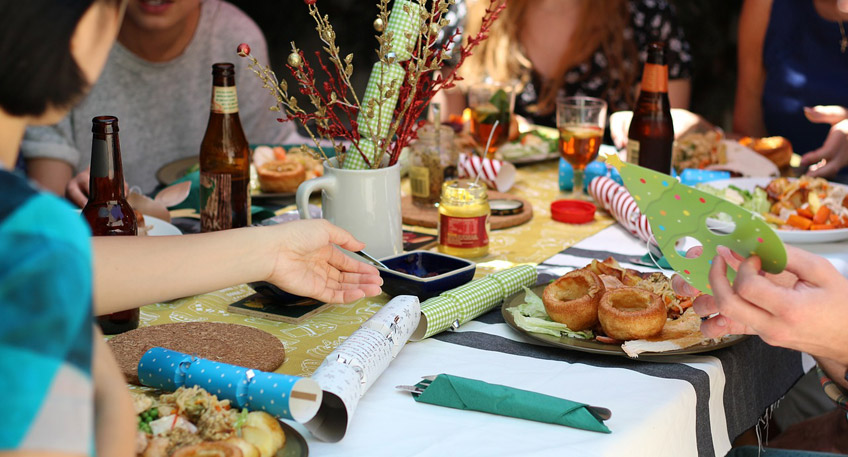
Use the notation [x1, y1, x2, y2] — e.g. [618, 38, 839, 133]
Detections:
[1, 1, 381, 454]
[443, 0, 692, 127]
[22, 0, 295, 204]
[734, 0, 848, 179]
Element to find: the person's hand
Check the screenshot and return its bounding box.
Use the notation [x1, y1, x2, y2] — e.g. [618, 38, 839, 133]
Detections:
[800, 105, 848, 178]
[65, 167, 91, 207]
[65, 167, 132, 207]
[265, 219, 382, 304]
[694, 245, 848, 364]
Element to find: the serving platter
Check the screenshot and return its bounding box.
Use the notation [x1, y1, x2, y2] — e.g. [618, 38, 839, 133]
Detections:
[707, 177, 848, 244]
[155, 144, 335, 201]
[501, 284, 746, 358]
[278, 421, 309, 457]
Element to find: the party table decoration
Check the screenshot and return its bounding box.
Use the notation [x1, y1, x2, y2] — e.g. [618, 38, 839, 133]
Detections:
[137, 347, 323, 424]
[604, 155, 787, 293]
[401, 374, 611, 433]
[304, 295, 420, 442]
[237, 0, 505, 170]
[411, 264, 537, 340]
[588, 175, 654, 246]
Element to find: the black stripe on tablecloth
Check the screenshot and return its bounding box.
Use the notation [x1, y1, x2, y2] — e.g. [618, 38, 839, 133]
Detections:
[530, 245, 805, 442]
[433, 328, 717, 457]
[470, 308, 803, 454]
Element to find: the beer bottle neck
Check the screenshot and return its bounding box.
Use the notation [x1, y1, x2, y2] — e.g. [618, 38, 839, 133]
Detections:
[209, 83, 240, 115]
[89, 132, 126, 202]
[639, 62, 669, 95]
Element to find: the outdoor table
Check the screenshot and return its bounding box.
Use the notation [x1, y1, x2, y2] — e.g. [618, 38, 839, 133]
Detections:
[138, 160, 837, 457]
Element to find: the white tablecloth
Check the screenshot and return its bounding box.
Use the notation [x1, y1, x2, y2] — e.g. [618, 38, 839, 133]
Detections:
[291, 225, 848, 457]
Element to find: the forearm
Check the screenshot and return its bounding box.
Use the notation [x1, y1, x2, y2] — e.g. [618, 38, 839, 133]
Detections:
[818, 356, 848, 391]
[93, 333, 135, 457]
[668, 79, 691, 110]
[25, 158, 73, 197]
[92, 227, 274, 314]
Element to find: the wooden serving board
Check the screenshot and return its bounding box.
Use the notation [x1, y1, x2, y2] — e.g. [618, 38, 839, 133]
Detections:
[402, 191, 533, 229]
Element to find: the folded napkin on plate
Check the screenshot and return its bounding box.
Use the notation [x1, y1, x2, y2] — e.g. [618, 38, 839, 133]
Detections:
[138, 347, 322, 423]
[412, 264, 537, 340]
[409, 374, 611, 433]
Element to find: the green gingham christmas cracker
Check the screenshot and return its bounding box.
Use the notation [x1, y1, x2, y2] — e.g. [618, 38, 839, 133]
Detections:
[384, 0, 421, 60]
[412, 265, 537, 340]
[344, 0, 422, 170]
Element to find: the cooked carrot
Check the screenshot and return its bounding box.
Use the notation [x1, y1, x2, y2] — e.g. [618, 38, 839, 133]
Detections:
[811, 224, 836, 230]
[813, 206, 831, 225]
[829, 214, 841, 224]
[787, 214, 813, 230]
[797, 207, 814, 219]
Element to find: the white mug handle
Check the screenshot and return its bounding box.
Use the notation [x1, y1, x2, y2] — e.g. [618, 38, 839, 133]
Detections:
[296, 175, 336, 219]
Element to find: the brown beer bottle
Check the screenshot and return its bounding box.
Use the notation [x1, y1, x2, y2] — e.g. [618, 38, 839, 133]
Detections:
[81, 115, 140, 335]
[200, 63, 251, 232]
[627, 41, 674, 173]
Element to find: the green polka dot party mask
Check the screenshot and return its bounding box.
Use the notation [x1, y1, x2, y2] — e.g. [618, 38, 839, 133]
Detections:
[605, 155, 787, 293]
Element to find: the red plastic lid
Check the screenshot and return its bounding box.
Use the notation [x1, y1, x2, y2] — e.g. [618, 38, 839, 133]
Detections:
[551, 199, 596, 224]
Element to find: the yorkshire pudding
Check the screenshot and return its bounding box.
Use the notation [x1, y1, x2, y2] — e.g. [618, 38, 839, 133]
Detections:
[542, 269, 605, 331]
[598, 287, 666, 340]
[256, 160, 306, 193]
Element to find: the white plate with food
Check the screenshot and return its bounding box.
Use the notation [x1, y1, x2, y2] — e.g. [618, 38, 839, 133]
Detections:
[674, 132, 779, 178]
[144, 215, 182, 236]
[699, 177, 848, 243]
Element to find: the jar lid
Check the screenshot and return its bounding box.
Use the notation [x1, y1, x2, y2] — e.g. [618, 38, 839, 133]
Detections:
[551, 199, 596, 224]
[490, 199, 523, 216]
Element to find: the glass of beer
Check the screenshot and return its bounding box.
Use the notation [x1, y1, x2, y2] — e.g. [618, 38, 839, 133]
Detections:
[468, 81, 516, 159]
[557, 95, 607, 200]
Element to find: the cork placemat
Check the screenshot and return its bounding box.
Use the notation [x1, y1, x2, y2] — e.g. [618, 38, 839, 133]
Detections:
[402, 191, 533, 229]
[108, 322, 285, 385]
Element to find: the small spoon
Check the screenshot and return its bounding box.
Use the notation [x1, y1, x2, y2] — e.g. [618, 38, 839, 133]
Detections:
[355, 251, 390, 270]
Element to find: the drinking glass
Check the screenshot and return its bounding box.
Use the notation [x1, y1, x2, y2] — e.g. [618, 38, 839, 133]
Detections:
[557, 95, 607, 199]
[468, 81, 516, 159]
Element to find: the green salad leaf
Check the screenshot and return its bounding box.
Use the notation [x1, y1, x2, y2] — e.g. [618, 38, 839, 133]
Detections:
[695, 183, 770, 217]
[508, 287, 594, 339]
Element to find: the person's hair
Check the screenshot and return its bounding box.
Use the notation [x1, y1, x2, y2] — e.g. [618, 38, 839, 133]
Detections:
[460, 0, 638, 115]
[0, 0, 103, 117]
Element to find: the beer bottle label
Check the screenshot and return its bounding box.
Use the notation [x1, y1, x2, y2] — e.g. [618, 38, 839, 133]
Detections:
[641, 63, 668, 93]
[626, 139, 640, 164]
[409, 166, 430, 198]
[200, 172, 233, 231]
[211, 86, 239, 114]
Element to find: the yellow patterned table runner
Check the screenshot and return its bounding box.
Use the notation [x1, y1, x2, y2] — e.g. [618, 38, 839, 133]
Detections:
[142, 160, 613, 377]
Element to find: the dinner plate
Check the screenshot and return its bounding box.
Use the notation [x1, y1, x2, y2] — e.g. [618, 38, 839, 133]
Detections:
[705, 140, 779, 177]
[501, 284, 746, 358]
[155, 156, 296, 201]
[707, 177, 848, 243]
[278, 420, 309, 457]
[73, 210, 182, 236]
[144, 215, 182, 236]
[155, 144, 335, 201]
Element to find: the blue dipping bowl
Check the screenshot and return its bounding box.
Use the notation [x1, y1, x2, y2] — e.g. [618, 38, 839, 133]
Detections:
[377, 251, 476, 300]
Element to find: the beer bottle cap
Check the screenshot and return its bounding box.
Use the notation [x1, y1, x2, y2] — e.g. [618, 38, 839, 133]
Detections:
[551, 199, 596, 224]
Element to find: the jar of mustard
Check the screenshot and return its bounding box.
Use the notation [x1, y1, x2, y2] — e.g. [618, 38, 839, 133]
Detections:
[438, 180, 490, 258]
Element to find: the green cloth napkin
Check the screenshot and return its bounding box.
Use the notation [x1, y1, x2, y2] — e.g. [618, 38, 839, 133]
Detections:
[412, 374, 611, 433]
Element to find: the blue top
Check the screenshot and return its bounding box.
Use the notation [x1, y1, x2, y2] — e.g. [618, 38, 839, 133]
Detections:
[762, 0, 848, 155]
[0, 169, 94, 455]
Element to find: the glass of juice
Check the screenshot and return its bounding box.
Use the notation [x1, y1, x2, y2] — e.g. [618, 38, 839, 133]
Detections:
[556, 95, 607, 200]
[468, 81, 516, 159]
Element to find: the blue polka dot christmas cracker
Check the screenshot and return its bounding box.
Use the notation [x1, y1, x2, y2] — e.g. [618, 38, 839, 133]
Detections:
[605, 155, 787, 293]
[138, 347, 323, 423]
